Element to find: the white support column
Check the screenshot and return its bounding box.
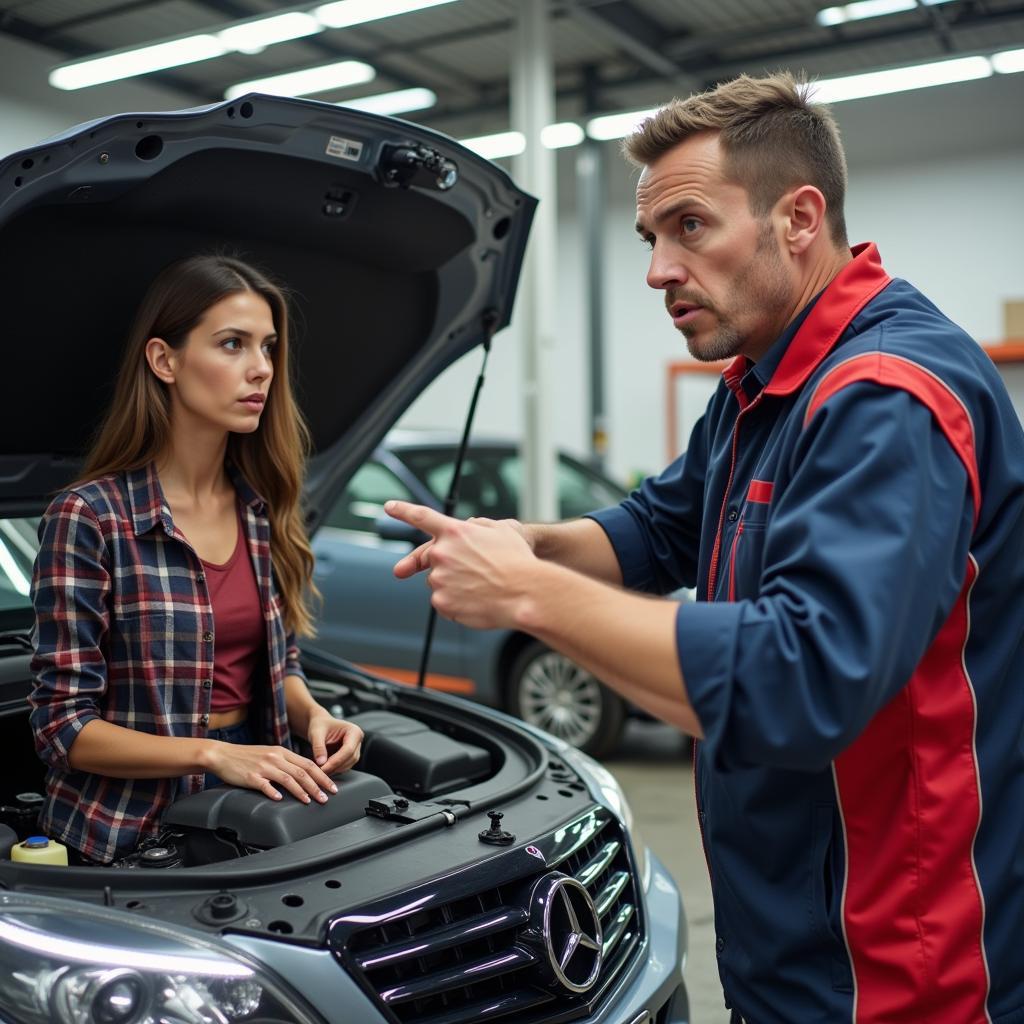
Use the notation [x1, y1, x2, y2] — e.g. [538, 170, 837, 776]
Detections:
[511, 0, 558, 523]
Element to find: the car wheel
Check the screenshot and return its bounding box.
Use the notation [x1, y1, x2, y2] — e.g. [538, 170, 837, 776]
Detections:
[506, 641, 625, 758]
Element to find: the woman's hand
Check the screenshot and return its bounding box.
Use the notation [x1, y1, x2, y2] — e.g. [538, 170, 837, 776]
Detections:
[203, 742, 340, 803]
[306, 713, 364, 775]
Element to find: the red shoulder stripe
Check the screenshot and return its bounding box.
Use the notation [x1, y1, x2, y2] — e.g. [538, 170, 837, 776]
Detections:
[804, 352, 980, 525]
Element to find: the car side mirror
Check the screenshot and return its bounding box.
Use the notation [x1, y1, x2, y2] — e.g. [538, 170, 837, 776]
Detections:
[374, 514, 429, 547]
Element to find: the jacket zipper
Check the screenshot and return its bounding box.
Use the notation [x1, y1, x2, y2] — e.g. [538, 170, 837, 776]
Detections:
[706, 395, 761, 599]
[727, 521, 745, 602]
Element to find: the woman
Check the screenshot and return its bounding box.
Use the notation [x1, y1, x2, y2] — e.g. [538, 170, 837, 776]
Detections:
[29, 254, 363, 865]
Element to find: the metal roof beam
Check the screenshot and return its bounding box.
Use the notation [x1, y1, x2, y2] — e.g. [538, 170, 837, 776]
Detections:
[42, 0, 166, 37]
[563, 0, 690, 81]
[423, 2, 1024, 129]
[194, 0, 476, 96]
[673, 2, 1024, 72]
[913, 0, 956, 53]
[0, 10, 214, 101]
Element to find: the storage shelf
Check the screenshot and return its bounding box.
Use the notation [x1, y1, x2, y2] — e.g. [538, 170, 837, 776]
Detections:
[984, 341, 1024, 363]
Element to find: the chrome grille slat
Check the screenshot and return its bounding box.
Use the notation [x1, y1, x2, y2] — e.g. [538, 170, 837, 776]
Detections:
[601, 902, 636, 959]
[418, 988, 557, 1024]
[355, 907, 529, 970]
[594, 870, 630, 917]
[575, 839, 620, 887]
[381, 945, 539, 1004]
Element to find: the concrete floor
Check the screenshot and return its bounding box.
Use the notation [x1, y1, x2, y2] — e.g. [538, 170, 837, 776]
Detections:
[604, 721, 729, 1024]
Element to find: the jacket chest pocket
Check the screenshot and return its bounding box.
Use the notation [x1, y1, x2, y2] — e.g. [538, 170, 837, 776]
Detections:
[727, 481, 773, 601]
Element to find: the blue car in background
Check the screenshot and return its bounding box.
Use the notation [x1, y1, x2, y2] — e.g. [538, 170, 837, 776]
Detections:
[311, 430, 632, 756]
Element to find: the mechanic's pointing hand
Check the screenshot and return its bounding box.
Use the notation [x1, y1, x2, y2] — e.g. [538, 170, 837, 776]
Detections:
[386, 500, 536, 630]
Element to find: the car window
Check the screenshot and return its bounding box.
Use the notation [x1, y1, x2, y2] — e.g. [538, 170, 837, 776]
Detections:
[398, 448, 626, 521]
[397, 451, 516, 521]
[323, 461, 414, 534]
[495, 455, 627, 519]
[0, 518, 41, 613]
[554, 458, 627, 518]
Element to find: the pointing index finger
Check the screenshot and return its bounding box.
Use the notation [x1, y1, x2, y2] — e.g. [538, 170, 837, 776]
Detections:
[384, 500, 454, 538]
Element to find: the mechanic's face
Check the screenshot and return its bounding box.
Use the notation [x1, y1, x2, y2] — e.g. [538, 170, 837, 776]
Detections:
[636, 132, 796, 363]
[163, 291, 276, 436]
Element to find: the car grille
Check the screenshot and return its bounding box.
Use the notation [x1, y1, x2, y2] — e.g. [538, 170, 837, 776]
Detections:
[340, 816, 643, 1024]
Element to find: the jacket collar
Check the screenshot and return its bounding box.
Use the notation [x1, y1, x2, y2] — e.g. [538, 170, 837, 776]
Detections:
[721, 242, 891, 400]
[127, 460, 267, 537]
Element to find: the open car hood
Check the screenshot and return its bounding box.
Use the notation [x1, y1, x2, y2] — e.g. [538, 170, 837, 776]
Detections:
[0, 94, 535, 528]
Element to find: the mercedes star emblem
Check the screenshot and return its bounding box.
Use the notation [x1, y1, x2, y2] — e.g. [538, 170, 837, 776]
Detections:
[528, 873, 604, 994]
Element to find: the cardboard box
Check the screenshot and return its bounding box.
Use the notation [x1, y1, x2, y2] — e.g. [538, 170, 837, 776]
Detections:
[1004, 300, 1024, 341]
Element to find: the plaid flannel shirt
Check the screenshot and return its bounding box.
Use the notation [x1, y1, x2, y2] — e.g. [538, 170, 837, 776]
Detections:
[29, 462, 306, 864]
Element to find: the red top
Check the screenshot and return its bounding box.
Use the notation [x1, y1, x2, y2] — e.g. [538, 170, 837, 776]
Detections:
[203, 508, 264, 712]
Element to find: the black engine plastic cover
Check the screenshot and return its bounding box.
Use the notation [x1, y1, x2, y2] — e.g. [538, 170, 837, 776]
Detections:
[163, 769, 392, 848]
[350, 710, 492, 797]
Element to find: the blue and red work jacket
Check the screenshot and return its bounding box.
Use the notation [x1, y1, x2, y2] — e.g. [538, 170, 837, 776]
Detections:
[590, 244, 1024, 1023]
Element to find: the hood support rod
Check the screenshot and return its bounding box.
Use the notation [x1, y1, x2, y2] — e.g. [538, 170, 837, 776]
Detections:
[417, 314, 498, 689]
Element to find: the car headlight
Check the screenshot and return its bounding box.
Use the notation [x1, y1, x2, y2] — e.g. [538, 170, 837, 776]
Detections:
[559, 744, 651, 887]
[0, 895, 322, 1024]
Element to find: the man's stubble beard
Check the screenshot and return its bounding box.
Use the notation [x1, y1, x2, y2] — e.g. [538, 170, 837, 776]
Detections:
[683, 223, 792, 363]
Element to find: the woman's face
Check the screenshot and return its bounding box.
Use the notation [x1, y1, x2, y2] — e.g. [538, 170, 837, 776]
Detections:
[161, 290, 277, 436]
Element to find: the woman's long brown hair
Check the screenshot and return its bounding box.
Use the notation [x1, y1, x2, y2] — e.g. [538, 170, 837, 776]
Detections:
[78, 254, 318, 636]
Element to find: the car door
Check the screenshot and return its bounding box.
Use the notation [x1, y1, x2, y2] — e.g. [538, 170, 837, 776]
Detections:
[311, 459, 472, 696]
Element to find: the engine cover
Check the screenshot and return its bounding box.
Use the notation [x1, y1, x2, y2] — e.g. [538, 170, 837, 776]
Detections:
[163, 769, 393, 849]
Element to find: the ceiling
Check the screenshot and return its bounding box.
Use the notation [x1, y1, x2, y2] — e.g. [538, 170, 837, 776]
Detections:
[1, 0, 1023, 138]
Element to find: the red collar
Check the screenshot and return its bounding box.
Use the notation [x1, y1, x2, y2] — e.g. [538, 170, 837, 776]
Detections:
[721, 243, 891, 399]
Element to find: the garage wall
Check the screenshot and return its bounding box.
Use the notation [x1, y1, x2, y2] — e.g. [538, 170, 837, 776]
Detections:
[403, 75, 1024, 483]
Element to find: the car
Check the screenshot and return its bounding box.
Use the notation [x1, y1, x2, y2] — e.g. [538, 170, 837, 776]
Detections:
[0, 95, 689, 1024]
[312, 431, 634, 757]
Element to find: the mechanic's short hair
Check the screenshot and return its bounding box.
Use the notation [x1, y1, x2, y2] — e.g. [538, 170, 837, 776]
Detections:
[624, 71, 849, 247]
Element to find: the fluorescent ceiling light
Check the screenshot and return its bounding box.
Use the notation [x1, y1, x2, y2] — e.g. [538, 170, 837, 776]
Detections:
[541, 122, 585, 149]
[218, 12, 321, 54]
[50, 0, 460, 90]
[585, 108, 658, 142]
[812, 56, 992, 103]
[817, 0, 914, 25]
[340, 87, 437, 115]
[460, 131, 526, 160]
[992, 47, 1024, 74]
[578, 53, 999, 141]
[315, 0, 459, 30]
[50, 35, 228, 90]
[225, 59, 375, 100]
[816, 0, 954, 26]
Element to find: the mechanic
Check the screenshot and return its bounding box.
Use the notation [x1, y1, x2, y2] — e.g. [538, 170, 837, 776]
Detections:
[385, 73, 1024, 1022]
[30, 254, 363, 865]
